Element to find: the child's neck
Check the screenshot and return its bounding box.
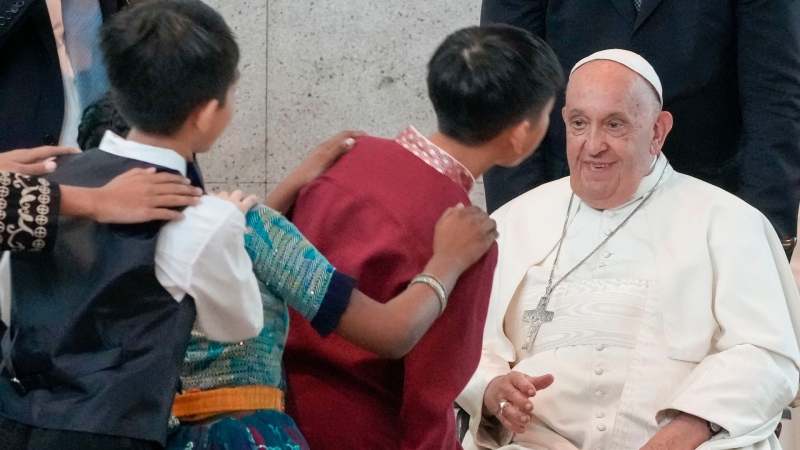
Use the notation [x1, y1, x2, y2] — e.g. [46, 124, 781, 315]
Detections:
[126, 129, 196, 161]
[427, 132, 497, 179]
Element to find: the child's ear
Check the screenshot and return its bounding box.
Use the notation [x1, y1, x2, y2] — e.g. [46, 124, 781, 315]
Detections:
[508, 120, 532, 157]
[193, 99, 222, 134]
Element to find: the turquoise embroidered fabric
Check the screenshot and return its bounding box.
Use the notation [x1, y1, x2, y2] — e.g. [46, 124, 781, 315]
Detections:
[180, 204, 342, 392]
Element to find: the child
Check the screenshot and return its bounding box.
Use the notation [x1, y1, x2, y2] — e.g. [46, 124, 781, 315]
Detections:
[284, 25, 564, 449]
[0, 1, 266, 448]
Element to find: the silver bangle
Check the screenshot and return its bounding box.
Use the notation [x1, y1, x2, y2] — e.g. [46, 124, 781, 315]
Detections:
[409, 273, 448, 316]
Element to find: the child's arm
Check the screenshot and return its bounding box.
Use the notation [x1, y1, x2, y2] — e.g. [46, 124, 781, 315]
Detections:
[156, 195, 264, 343]
[264, 130, 364, 215]
[245, 204, 497, 358]
[335, 205, 496, 358]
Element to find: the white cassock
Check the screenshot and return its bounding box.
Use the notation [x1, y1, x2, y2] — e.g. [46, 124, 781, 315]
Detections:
[458, 156, 800, 450]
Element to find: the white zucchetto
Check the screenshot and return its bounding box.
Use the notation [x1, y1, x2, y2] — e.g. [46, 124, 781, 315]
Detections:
[571, 49, 663, 105]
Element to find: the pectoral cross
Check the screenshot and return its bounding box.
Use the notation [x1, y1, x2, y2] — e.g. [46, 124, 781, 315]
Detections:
[521, 296, 554, 350]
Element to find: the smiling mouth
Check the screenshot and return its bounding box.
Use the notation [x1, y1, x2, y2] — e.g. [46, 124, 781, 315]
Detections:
[585, 162, 615, 170]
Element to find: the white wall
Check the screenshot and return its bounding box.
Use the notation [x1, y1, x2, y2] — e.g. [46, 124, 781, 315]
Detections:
[201, 0, 485, 208]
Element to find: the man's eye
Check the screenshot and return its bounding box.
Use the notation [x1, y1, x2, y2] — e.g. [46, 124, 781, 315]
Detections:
[572, 120, 585, 128]
[608, 121, 622, 129]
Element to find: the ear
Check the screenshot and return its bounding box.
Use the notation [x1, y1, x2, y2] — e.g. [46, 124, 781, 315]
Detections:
[561, 106, 568, 125]
[191, 99, 222, 135]
[650, 111, 673, 156]
[508, 120, 532, 156]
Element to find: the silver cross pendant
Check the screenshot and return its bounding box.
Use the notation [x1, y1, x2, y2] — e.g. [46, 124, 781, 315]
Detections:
[521, 296, 555, 350]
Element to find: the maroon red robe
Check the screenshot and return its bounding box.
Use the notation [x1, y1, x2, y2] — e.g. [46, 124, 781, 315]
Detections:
[285, 128, 498, 450]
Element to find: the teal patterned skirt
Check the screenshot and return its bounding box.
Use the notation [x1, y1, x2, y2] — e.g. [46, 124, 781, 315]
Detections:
[166, 410, 309, 450]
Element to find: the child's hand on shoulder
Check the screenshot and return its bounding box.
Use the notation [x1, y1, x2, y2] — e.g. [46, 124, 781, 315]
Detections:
[213, 190, 259, 214]
[291, 129, 366, 187]
[263, 129, 366, 215]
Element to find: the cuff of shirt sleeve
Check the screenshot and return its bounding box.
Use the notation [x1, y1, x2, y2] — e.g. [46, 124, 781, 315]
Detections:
[657, 346, 795, 438]
[0, 173, 60, 252]
[310, 270, 355, 337]
[41, 181, 60, 251]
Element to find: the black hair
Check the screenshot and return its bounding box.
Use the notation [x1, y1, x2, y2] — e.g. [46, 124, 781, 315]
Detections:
[77, 93, 131, 150]
[427, 25, 564, 146]
[100, 0, 239, 136]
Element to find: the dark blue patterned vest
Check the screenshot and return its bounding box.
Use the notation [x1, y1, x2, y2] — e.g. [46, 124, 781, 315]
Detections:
[0, 150, 196, 445]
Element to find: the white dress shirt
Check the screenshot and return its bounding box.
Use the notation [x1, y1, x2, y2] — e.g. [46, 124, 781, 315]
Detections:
[45, 0, 82, 149]
[459, 156, 800, 450]
[0, 132, 264, 343]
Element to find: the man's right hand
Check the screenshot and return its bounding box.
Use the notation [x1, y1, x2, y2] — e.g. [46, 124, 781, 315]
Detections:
[483, 371, 554, 434]
[79, 167, 202, 222]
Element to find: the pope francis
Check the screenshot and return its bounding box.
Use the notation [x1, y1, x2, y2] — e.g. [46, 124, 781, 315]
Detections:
[457, 49, 800, 450]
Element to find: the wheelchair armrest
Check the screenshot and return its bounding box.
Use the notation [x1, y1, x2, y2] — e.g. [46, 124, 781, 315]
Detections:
[454, 402, 470, 442]
[782, 237, 797, 261]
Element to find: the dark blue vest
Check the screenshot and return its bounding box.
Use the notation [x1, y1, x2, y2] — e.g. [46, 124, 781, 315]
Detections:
[0, 150, 197, 445]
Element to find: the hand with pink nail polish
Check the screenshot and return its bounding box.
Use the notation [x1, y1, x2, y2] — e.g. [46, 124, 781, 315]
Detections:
[265, 129, 367, 214]
[0, 146, 81, 175]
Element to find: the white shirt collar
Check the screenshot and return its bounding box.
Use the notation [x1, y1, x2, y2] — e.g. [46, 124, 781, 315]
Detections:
[97, 131, 188, 176]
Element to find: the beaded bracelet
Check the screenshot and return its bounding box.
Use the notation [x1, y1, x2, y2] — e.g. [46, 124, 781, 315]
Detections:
[410, 273, 448, 316]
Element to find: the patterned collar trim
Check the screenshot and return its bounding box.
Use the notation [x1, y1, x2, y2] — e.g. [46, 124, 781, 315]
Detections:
[394, 125, 475, 193]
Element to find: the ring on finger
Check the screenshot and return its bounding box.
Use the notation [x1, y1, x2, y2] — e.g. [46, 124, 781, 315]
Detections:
[498, 401, 507, 415]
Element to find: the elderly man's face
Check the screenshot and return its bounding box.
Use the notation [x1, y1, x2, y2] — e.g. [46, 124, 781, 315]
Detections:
[562, 61, 669, 210]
